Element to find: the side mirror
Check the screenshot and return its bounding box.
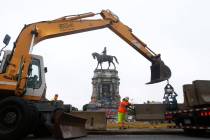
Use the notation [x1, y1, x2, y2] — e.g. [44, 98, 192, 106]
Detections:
[44, 67, 48, 73]
[3, 34, 11, 46]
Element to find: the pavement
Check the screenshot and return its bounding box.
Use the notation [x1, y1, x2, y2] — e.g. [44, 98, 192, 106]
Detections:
[24, 129, 210, 140]
[88, 128, 184, 135]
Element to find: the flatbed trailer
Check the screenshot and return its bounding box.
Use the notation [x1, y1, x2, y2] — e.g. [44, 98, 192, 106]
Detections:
[165, 80, 210, 133]
[165, 107, 210, 131]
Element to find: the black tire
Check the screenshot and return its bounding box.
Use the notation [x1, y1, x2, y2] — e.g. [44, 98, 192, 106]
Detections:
[32, 108, 52, 138]
[33, 124, 51, 138]
[33, 125, 52, 138]
[33, 113, 51, 138]
[0, 96, 32, 140]
[33, 107, 64, 138]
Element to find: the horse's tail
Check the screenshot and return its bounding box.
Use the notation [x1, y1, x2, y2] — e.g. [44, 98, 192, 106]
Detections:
[113, 56, 119, 64]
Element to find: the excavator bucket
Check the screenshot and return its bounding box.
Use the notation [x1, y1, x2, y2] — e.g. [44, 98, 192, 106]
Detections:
[147, 60, 171, 84]
[53, 110, 87, 139]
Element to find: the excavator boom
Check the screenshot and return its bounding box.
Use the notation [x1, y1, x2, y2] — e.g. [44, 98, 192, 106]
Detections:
[0, 9, 171, 96]
[100, 10, 171, 84]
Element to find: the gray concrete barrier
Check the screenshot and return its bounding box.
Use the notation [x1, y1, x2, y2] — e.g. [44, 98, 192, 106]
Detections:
[70, 111, 107, 130]
[134, 104, 183, 121]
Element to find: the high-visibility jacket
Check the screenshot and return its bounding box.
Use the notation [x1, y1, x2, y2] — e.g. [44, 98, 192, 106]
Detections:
[118, 101, 129, 113]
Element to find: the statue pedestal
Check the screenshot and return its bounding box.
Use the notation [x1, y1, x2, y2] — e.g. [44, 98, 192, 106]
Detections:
[86, 69, 120, 120]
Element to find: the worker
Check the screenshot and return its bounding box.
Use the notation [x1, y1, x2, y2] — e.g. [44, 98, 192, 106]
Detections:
[53, 94, 58, 101]
[118, 97, 131, 129]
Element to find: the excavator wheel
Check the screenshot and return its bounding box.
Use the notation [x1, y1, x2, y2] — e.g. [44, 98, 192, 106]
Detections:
[24, 102, 50, 138]
[32, 114, 52, 138]
[0, 96, 34, 140]
[33, 124, 51, 138]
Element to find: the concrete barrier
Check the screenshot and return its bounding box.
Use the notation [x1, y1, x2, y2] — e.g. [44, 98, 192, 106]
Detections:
[183, 80, 210, 107]
[134, 104, 166, 121]
[134, 104, 183, 121]
[183, 84, 198, 107]
[70, 111, 107, 130]
[193, 80, 210, 105]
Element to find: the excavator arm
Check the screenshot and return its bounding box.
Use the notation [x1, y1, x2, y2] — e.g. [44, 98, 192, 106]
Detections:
[0, 10, 171, 96]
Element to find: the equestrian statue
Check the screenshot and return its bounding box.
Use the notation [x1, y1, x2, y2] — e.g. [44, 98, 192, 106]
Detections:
[92, 47, 119, 69]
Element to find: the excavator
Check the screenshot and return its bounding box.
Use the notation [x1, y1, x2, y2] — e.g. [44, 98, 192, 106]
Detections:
[0, 10, 171, 140]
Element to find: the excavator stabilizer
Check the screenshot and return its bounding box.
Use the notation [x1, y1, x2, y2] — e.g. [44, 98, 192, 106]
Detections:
[147, 60, 171, 84]
[53, 111, 87, 139]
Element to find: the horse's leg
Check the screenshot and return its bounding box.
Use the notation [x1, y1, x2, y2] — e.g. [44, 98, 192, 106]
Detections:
[108, 62, 110, 69]
[100, 63, 103, 69]
[96, 63, 99, 69]
[112, 62, 116, 69]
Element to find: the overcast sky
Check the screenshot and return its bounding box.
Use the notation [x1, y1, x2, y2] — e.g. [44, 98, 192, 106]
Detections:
[0, 0, 210, 109]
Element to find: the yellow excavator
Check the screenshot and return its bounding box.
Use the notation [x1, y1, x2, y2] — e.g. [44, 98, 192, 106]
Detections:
[0, 10, 171, 140]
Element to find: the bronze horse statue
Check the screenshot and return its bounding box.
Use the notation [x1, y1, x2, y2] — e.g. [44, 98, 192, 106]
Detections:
[92, 52, 119, 69]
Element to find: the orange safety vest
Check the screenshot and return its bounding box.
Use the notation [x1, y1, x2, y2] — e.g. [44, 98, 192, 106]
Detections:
[118, 101, 129, 113]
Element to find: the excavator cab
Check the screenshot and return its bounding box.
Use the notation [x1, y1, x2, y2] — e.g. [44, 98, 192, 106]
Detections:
[147, 55, 171, 84]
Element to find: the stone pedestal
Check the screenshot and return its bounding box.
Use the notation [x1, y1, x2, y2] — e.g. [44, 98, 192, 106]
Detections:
[86, 69, 120, 120]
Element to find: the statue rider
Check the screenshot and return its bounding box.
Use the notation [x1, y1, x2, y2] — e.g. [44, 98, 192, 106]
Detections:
[102, 47, 107, 56]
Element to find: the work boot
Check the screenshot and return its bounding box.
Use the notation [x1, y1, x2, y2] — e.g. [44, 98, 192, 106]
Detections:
[122, 127, 127, 129]
[118, 126, 122, 129]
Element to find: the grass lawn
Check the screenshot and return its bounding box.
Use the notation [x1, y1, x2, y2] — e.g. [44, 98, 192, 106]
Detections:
[107, 121, 175, 129]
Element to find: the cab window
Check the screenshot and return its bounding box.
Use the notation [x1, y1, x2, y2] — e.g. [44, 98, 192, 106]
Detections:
[27, 58, 42, 89]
